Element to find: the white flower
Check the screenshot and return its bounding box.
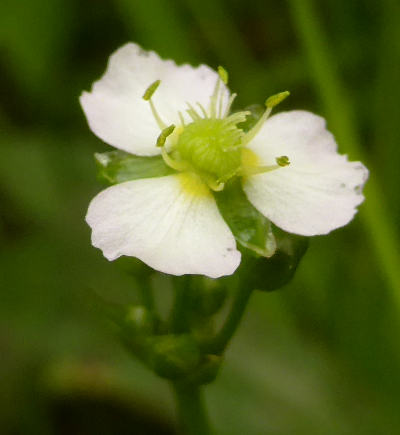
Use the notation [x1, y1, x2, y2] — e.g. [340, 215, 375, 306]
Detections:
[80, 43, 368, 278]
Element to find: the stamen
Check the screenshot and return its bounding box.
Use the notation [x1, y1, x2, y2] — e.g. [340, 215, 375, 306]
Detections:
[205, 175, 225, 192]
[240, 164, 280, 176]
[149, 100, 167, 130]
[217, 168, 239, 184]
[142, 80, 167, 129]
[156, 124, 176, 147]
[196, 103, 209, 118]
[276, 155, 290, 167]
[224, 93, 237, 117]
[240, 156, 290, 176]
[186, 102, 201, 121]
[240, 105, 272, 147]
[266, 91, 290, 108]
[218, 66, 229, 85]
[241, 90, 290, 147]
[142, 80, 160, 100]
[209, 78, 220, 118]
[178, 111, 186, 126]
[161, 147, 188, 172]
[223, 111, 250, 126]
[218, 88, 225, 119]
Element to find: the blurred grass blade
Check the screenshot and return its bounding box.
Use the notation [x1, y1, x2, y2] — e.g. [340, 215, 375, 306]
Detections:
[288, 0, 400, 298]
[184, 0, 254, 71]
[374, 0, 400, 217]
[116, 0, 194, 61]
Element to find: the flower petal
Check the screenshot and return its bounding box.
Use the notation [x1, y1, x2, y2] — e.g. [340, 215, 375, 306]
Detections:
[80, 43, 229, 156]
[243, 111, 368, 236]
[86, 174, 241, 278]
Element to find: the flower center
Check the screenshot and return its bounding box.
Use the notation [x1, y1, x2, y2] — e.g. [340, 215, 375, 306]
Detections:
[142, 68, 291, 191]
[177, 118, 242, 180]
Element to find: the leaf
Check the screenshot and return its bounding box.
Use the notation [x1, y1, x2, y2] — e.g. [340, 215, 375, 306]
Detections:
[215, 179, 276, 258]
[95, 150, 173, 185]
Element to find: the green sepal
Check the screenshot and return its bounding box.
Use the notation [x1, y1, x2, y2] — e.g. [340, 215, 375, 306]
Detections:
[124, 305, 154, 336]
[185, 354, 223, 386]
[236, 227, 309, 292]
[215, 179, 276, 258]
[150, 334, 201, 380]
[95, 150, 173, 185]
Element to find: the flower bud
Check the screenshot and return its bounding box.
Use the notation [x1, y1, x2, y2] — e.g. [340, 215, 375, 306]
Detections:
[124, 305, 153, 336]
[150, 334, 200, 380]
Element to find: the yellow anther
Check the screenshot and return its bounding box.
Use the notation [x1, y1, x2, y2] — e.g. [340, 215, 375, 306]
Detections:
[276, 155, 290, 167]
[142, 80, 161, 101]
[218, 66, 229, 85]
[266, 91, 290, 108]
[156, 124, 176, 147]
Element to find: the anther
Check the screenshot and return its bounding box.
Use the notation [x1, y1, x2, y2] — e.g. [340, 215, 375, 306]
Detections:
[276, 155, 290, 167]
[266, 91, 290, 108]
[156, 124, 176, 147]
[218, 66, 229, 85]
[142, 80, 161, 100]
[241, 91, 290, 147]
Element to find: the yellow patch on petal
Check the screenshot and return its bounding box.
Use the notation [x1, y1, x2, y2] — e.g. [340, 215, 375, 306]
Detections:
[241, 148, 260, 169]
[178, 172, 211, 198]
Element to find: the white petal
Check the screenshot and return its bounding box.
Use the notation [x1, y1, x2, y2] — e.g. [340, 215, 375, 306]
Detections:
[80, 43, 229, 156]
[86, 174, 240, 278]
[243, 111, 368, 236]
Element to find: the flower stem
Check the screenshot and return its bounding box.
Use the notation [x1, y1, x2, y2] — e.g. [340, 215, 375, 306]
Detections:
[172, 382, 212, 435]
[170, 276, 192, 333]
[205, 284, 253, 355]
[139, 275, 155, 312]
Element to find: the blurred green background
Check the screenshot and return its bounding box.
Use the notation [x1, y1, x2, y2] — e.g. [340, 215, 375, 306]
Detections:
[1, 0, 400, 433]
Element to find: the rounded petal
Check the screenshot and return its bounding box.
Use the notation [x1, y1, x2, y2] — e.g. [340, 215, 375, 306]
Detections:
[243, 111, 369, 236]
[86, 174, 241, 278]
[80, 43, 229, 156]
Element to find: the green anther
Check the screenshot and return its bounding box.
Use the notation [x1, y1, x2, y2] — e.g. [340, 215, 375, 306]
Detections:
[266, 91, 290, 108]
[218, 66, 229, 85]
[156, 124, 176, 147]
[276, 155, 290, 167]
[143, 80, 161, 101]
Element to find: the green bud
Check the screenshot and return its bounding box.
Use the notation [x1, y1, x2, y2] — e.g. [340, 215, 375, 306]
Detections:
[142, 80, 161, 100]
[150, 334, 200, 380]
[124, 305, 153, 336]
[187, 354, 223, 385]
[266, 91, 290, 108]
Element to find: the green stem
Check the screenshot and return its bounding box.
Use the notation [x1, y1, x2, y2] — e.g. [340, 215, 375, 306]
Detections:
[205, 285, 253, 355]
[172, 382, 212, 435]
[170, 276, 192, 333]
[139, 275, 155, 313]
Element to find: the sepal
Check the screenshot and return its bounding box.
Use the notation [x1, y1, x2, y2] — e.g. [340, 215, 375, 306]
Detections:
[95, 150, 173, 185]
[237, 227, 308, 292]
[150, 334, 201, 380]
[216, 178, 276, 258]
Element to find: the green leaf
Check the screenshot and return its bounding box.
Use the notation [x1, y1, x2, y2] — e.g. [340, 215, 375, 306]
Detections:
[215, 179, 276, 258]
[238, 227, 309, 292]
[95, 150, 173, 185]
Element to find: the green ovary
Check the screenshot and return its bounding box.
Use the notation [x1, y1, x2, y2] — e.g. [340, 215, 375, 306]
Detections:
[177, 118, 242, 180]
